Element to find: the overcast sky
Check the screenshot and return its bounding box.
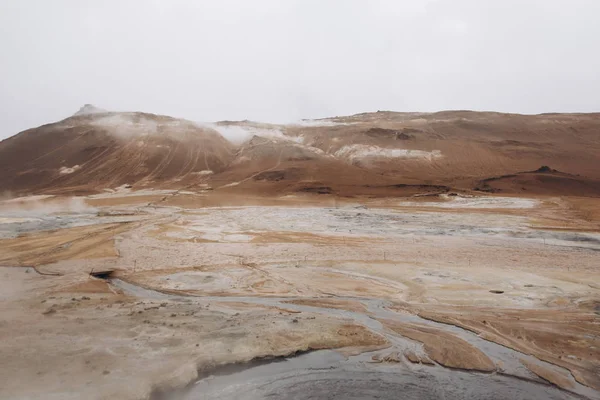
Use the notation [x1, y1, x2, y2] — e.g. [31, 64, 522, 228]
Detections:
[1, 0, 599, 139]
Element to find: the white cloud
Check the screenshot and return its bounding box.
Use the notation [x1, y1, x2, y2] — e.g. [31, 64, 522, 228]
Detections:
[203, 123, 287, 144]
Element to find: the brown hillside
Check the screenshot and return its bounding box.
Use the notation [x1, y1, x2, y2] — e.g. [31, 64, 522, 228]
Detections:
[0, 111, 235, 194]
[1, 108, 599, 197]
[475, 167, 600, 197]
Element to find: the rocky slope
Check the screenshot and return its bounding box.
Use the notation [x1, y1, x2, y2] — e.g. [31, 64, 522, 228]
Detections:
[2, 106, 599, 197]
[0, 108, 234, 194]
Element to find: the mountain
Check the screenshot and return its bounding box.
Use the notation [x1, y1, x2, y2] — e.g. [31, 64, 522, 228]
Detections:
[282, 111, 600, 186]
[1, 107, 600, 197]
[72, 104, 108, 116]
[0, 107, 234, 194]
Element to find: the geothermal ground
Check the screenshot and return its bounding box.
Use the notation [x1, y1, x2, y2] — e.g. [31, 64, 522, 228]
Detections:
[0, 189, 598, 400]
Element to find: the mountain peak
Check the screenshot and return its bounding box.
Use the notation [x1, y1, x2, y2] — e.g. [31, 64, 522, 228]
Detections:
[73, 104, 108, 116]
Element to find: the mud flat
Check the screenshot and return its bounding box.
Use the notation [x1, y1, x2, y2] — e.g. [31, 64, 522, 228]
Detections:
[183, 350, 582, 400]
[0, 192, 598, 399]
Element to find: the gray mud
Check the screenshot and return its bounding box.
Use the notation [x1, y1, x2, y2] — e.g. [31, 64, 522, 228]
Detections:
[111, 279, 599, 400]
[0, 212, 142, 239]
[183, 350, 580, 400]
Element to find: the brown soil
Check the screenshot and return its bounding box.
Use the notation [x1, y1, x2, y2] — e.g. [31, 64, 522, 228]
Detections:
[380, 319, 496, 372]
[3, 110, 600, 197]
[475, 170, 600, 197]
[0, 112, 234, 194]
[284, 298, 368, 313]
[251, 231, 383, 246]
[56, 279, 113, 294]
[0, 222, 133, 266]
[411, 306, 600, 390]
[521, 358, 575, 390]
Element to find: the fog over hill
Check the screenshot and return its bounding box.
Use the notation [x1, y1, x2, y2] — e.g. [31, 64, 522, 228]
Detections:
[2, 106, 600, 197]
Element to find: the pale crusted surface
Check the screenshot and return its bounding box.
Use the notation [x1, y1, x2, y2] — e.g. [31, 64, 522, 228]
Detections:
[0, 268, 386, 400]
[0, 193, 599, 399]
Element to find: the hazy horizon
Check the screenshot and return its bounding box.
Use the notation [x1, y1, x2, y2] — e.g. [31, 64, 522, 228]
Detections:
[2, 0, 599, 139]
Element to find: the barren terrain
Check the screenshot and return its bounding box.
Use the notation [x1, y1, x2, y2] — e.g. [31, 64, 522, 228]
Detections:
[0, 189, 598, 400]
[2, 108, 600, 197]
[0, 108, 599, 399]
